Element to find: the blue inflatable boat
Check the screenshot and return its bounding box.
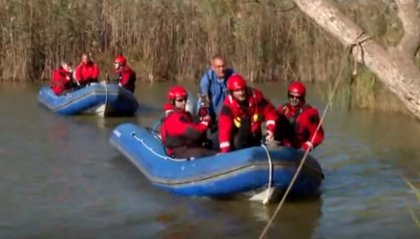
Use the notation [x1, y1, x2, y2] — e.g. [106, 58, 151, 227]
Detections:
[38, 83, 139, 116]
[109, 123, 324, 202]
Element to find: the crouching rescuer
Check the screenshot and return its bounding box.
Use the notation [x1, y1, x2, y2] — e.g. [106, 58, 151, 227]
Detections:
[218, 74, 278, 153]
[160, 86, 218, 159]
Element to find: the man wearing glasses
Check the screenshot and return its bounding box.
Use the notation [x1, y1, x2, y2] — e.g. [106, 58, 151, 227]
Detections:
[276, 81, 324, 152]
[113, 55, 136, 93]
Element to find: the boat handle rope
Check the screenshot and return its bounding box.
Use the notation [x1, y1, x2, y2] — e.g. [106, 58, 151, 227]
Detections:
[260, 143, 273, 204]
[104, 82, 108, 111]
[131, 131, 189, 162]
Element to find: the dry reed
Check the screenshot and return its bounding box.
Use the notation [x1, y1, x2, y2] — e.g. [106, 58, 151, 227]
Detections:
[0, 0, 364, 83]
[0, 0, 416, 113]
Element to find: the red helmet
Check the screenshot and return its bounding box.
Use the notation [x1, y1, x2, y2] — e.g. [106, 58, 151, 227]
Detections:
[227, 74, 247, 91]
[114, 55, 127, 66]
[288, 81, 306, 97]
[167, 86, 188, 101]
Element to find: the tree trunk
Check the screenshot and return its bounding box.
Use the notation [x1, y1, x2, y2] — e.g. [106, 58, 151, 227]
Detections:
[293, 0, 420, 120]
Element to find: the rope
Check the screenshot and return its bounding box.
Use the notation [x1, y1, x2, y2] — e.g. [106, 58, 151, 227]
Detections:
[104, 82, 108, 113]
[131, 131, 189, 162]
[258, 33, 369, 238]
[261, 144, 273, 204]
[350, 31, 371, 76]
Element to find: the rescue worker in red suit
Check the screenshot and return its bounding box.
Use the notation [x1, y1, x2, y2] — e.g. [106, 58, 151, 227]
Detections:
[160, 86, 217, 158]
[276, 81, 324, 152]
[218, 74, 278, 153]
[50, 60, 76, 96]
[113, 55, 136, 93]
[74, 53, 100, 87]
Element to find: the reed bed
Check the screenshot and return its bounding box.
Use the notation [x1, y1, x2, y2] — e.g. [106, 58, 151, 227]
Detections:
[0, 0, 359, 83]
[0, 0, 415, 112]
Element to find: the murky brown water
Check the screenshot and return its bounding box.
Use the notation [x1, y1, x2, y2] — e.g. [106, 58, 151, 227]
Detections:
[0, 82, 419, 239]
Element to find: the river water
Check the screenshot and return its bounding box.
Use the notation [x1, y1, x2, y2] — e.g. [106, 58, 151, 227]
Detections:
[0, 82, 419, 239]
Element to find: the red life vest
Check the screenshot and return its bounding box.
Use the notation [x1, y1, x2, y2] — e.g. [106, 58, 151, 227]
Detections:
[50, 68, 73, 95]
[218, 88, 277, 152]
[278, 102, 324, 150]
[74, 62, 99, 86]
[160, 104, 208, 156]
[115, 66, 136, 92]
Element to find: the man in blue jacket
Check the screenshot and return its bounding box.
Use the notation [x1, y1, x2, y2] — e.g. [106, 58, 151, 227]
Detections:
[199, 55, 234, 119]
[198, 55, 234, 149]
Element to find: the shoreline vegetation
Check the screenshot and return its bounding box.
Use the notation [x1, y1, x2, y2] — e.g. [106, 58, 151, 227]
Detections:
[1, 0, 417, 114]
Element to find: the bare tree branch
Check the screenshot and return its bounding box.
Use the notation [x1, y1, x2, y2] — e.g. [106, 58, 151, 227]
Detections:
[292, 0, 364, 48]
[394, 0, 420, 57]
[293, 0, 420, 120]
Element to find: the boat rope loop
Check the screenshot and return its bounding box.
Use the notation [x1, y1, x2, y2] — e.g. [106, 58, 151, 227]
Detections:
[104, 82, 108, 110]
[258, 37, 358, 239]
[131, 131, 189, 162]
[260, 144, 273, 204]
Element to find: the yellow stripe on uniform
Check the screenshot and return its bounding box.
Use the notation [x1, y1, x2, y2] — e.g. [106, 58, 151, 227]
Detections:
[234, 117, 241, 128]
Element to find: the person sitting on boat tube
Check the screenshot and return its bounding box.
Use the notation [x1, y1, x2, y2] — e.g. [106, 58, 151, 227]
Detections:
[113, 55, 136, 93]
[218, 74, 278, 153]
[160, 86, 218, 159]
[50, 60, 77, 96]
[74, 53, 100, 87]
[275, 81, 324, 152]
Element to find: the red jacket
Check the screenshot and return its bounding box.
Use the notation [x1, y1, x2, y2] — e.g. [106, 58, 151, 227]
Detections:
[50, 67, 73, 95]
[74, 62, 99, 86]
[160, 104, 209, 156]
[278, 102, 324, 151]
[115, 66, 136, 92]
[218, 88, 278, 153]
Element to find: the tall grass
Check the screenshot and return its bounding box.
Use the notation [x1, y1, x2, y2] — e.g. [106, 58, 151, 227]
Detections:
[0, 0, 416, 113]
[0, 0, 346, 83]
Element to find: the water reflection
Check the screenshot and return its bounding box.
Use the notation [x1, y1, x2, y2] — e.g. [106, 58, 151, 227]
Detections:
[154, 197, 322, 239]
[0, 82, 419, 238]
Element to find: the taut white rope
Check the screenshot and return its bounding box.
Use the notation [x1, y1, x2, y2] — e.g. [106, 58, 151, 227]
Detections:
[258, 45, 355, 239]
[261, 144, 273, 204]
[104, 82, 108, 114]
